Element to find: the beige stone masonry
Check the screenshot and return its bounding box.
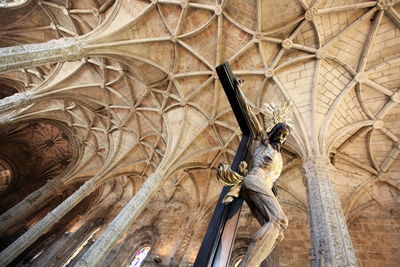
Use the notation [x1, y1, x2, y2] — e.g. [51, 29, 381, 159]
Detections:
[0, 178, 98, 266]
[304, 157, 357, 267]
[0, 38, 83, 73]
[76, 171, 163, 266]
[0, 179, 64, 235]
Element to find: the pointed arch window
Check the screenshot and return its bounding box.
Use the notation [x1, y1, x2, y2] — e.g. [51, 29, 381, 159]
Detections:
[0, 0, 30, 8]
[127, 246, 151, 267]
[61, 227, 100, 267]
[233, 257, 242, 267]
[0, 158, 13, 195]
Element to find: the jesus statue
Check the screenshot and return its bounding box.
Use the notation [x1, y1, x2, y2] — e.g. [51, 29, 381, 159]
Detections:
[216, 83, 294, 266]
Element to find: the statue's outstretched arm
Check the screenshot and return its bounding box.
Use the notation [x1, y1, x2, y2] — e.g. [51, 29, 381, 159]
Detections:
[236, 83, 266, 141]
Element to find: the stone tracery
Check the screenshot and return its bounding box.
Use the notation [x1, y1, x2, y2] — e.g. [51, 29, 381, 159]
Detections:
[0, 0, 399, 266]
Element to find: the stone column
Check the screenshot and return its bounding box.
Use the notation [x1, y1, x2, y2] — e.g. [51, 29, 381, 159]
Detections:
[76, 171, 163, 267]
[0, 179, 64, 235]
[0, 92, 33, 124]
[0, 37, 83, 73]
[303, 157, 357, 267]
[0, 92, 32, 112]
[0, 178, 98, 266]
[172, 222, 195, 265]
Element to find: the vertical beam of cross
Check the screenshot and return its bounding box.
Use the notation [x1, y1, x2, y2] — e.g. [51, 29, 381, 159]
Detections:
[194, 62, 254, 267]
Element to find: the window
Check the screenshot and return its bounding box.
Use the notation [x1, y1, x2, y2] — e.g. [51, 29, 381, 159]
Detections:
[0, 158, 13, 195]
[127, 246, 151, 267]
[0, 0, 30, 8]
[61, 227, 100, 267]
[233, 257, 242, 267]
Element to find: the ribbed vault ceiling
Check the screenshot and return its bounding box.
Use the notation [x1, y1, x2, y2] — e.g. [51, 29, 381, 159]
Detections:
[0, 0, 399, 247]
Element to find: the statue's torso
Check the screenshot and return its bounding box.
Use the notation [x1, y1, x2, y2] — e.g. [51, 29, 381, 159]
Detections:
[245, 142, 283, 189]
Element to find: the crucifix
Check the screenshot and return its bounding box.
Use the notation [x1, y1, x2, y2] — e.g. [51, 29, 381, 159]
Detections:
[193, 62, 253, 267]
[194, 62, 293, 267]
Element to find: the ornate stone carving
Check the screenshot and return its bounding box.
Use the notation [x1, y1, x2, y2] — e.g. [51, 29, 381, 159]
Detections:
[0, 92, 32, 111]
[372, 120, 384, 129]
[303, 157, 357, 267]
[214, 5, 222, 16]
[180, 0, 189, 9]
[377, 0, 399, 10]
[316, 48, 328, 59]
[391, 91, 400, 103]
[0, 38, 83, 73]
[77, 172, 164, 266]
[305, 8, 317, 21]
[265, 68, 274, 78]
[170, 35, 178, 43]
[354, 72, 368, 83]
[282, 39, 293, 50]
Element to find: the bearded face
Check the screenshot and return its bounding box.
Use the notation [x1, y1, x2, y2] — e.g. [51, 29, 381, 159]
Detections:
[267, 123, 291, 148]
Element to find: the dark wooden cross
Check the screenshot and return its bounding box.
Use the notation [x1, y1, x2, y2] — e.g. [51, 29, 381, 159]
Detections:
[193, 62, 254, 267]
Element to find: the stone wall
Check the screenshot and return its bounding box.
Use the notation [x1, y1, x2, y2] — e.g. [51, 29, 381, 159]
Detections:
[349, 204, 400, 267]
[277, 204, 310, 267]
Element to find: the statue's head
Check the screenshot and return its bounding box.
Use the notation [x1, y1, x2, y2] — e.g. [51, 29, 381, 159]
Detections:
[267, 122, 291, 146]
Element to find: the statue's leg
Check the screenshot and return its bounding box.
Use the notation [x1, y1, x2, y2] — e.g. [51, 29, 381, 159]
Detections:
[240, 191, 288, 267]
[239, 219, 287, 266]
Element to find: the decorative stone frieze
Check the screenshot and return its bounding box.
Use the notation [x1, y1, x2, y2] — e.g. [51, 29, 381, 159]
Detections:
[303, 157, 357, 267]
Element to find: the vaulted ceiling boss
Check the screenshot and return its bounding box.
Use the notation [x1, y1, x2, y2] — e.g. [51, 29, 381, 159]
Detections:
[0, 0, 399, 266]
